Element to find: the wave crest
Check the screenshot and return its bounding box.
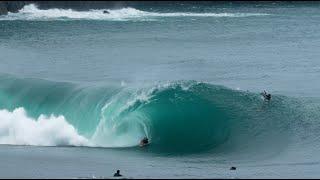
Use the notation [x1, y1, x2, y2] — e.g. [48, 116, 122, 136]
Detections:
[0, 4, 270, 21]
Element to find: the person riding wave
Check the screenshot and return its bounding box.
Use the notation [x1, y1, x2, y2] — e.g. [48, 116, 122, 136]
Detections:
[261, 90, 271, 101]
[140, 137, 149, 147]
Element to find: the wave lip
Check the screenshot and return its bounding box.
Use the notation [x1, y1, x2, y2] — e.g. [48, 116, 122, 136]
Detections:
[0, 4, 270, 21]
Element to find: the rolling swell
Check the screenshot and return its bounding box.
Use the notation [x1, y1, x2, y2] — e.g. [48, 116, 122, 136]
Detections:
[0, 74, 304, 155]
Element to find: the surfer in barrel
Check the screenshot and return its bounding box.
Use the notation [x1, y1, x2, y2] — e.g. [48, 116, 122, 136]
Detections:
[140, 137, 149, 147]
[261, 90, 271, 101]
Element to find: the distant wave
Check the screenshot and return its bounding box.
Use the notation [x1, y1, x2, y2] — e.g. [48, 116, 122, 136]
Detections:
[0, 4, 270, 21]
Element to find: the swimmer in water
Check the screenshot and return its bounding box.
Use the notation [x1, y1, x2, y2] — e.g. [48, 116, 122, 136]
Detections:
[113, 170, 122, 177]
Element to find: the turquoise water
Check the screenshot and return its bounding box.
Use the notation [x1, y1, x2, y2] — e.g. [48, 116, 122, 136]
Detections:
[1, 2, 320, 178]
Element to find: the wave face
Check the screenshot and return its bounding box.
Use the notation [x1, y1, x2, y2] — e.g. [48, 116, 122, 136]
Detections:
[0, 74, 308, 155]
[0, 4, 270, 21]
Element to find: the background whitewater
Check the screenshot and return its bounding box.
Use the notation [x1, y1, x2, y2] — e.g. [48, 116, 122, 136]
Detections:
[0, 4, 270, 21]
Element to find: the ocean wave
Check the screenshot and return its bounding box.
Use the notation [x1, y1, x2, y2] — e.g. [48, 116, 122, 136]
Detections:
[0, 4, 270, 21]
[0, 75, 305, 155]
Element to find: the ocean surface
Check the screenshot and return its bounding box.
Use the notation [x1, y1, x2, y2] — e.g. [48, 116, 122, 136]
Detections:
[1, 2, 320, 178]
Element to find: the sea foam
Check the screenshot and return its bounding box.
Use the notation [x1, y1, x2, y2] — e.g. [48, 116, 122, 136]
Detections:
[0, 4, 270, 21]
[0, 107, 89, 146]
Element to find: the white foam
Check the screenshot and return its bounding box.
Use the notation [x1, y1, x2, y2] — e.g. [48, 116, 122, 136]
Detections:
[0, 107, 89, 146]
[0, 4, 270, 21]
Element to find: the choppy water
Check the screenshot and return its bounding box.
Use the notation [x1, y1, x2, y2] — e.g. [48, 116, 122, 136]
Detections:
[1, 2, 320, 178]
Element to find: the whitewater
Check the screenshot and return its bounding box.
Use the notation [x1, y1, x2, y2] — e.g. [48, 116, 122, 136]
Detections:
[1, 2, 320, 178]
[0, 4, 270, 21]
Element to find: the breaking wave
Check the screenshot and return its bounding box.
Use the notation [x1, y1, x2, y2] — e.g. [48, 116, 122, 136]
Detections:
[0, 74, 313, 155]
[0, 4, 270, 21]
[0, 75, 319, 156]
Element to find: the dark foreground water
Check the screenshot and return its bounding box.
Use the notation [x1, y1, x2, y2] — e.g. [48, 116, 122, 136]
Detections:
[1, 2, 320, 178]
